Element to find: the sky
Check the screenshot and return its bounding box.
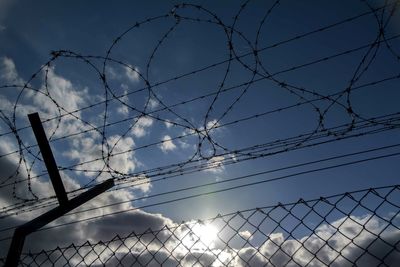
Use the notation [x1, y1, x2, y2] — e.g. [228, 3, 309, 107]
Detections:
[0, 0, 400, 265]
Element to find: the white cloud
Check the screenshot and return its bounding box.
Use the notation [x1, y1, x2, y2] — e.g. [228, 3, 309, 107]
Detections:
[10, 212, 398, 267]
[206, 119, 220, 131]
[148, 97, 159, 109]
[159, 135, 177, 153]
[0, 58, 90, 139]
[125, 65, 140, 83]
[0, 59, 157, 260]
[105, 66, 119, 80]
[0, 140, 153, 257]
[6, 64, 91, 138]
[131, 116, 154, 138]
[64, 134, 137, 180]
[124, 174, 152, 193]
[233, 214, 400, 267]
[106, 65, 140, 84]
[38, 67, 87, 113]
[0, 143, 397, 267]
[116, 85, 130, 115]
[164, 120, 174, 128]
[205, 155, 225, 173]
[0, 139, 80, 221]
[0, 57, 24, 84]
[239, 230, 253, 240]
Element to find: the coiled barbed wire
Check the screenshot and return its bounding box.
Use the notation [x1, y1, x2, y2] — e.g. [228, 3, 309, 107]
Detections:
[0, 0, 399, 222]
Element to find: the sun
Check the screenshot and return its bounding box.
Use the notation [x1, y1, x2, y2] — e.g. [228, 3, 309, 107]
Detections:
[195, 223, 218, 245]
[183, 223, 218, 250]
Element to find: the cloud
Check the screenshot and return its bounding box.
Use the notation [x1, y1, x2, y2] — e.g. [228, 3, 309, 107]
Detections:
[0, 24, 5, 31]
[64, 133, 137, 180]
[11, 212, 399, 266]
[116, 84, 130, 115]
[206, 119, 220, 131]
[204, 155, 225, 173]
[148, 97, 159, 109]
[0, 135, 81, 209]
[233, 214, 400, 267]
[239, 230, 253, 240]
[106, 65, 140, 84]
[159, 135, 177, 153]
[0, 140, 81, 255]
[124, 173, 152, 193]
[164, 120, 174, 128]
[5, 60, 137, 183]
[5, 60, 136, 185]
[131, 116, 154, 138]
[0, 58, 159, 260]
[125, 65, 140, 83]
[0, 57, 24, 84]
[0, 58, 90, 138]
[105, 66, 119, 80]
[0, 140, 159, 258]
[34, 67, 87, 114]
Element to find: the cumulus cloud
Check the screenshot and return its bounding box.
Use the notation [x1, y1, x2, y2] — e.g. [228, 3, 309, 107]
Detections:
[131, 116, 154, 138]
[239, 230, 253, 240]
[0, 139, 159, 258]
[164, 120, 174, 129]
[0, 58, 90, 138]
[64, 133, 137, 180]
[0, 130, 80, 210]
[0, 141, 81, 255]
[205, 155, 225, 173]
[29, 67, 88, 120]
[105, 66, 119, 80]
[0, 57, 24, 84]
[0, 58, 160, 263]
[159, 135, 177, 152]
[206, 119, 220, 131]
[125, 65, 140, 83]
[106, 65, 140, 84]
[148, 97, 159, 109]
[116, 84, 130, 115]
[232, 214, 400, 267]
[11, 212, 399, 266]
[1, 137, 398, 267]
[123, 173, 152, 193]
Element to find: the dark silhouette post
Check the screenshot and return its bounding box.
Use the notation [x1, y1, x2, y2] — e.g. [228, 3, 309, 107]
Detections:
[28, 113, 69, 206]
[5, 112, 114, 267]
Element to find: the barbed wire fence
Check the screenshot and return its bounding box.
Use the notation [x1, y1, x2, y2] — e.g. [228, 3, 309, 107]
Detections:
[0, 0, 400, 266]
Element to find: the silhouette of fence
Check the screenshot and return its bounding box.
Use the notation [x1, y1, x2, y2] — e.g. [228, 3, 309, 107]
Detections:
[1, 1, 400, 266]
[2, 185, 399, 266]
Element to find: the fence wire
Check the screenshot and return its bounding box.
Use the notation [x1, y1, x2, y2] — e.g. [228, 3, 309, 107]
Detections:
[1, 185, 398, 266]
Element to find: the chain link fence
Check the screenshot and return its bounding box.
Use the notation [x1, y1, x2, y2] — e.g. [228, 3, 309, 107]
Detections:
[2, 185, 400, 266]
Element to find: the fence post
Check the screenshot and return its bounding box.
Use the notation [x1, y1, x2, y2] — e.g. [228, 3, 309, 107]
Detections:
[5, 112, 114, 267]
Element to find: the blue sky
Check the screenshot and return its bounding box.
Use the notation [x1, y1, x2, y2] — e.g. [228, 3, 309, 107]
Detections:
[0, 0, 400, 263]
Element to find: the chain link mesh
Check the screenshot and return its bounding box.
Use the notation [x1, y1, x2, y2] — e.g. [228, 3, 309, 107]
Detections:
[1, 185, 398, 266]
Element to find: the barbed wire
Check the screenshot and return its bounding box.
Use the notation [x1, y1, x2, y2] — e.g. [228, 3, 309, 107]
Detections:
[0, 145, 399, 239]
[0, 1, 400, 265]
[1, 111, 399, 218]
[1, 141, 399, 223]
[0, 0, 399, 201]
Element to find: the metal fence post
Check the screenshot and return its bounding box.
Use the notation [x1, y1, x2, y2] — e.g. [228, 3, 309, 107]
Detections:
[5, 113, 114, 267]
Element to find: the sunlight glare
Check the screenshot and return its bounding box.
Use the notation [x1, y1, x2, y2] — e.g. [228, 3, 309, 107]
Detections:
[183, 223, 218, 250]
[196, 223, 218, 245]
